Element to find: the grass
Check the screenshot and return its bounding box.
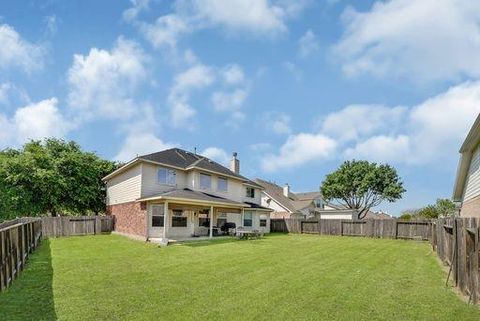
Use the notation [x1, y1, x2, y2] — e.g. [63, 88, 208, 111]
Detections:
[0, 234, 479, 321]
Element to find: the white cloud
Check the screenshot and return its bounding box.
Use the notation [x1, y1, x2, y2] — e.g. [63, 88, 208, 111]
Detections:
[133, 0, 310, 49]
[333, 0, 480, 81]
[115, 133, 175, 162]
[406, 81, 480, 162]
[13, 98, 69, 143]
[44, 15, 58, 36]
[298, 29, 319, 58]
[0, 83, 13, 105]
[265, 112, 291, 135]
[320, 104, 406, 141]
[249, 142, 272, 152]
[172, 63, 215, 92]
[211, 89, 248, 112]
[201, 146, 230, 165]
[139, 14, 189, 49]
[0, 98, 70, 148]
[67, 37, 147, 122]
[334, 82, 480, 164]
[344, 135, 410, 162]
[261, 133, 337, 171]
[0, 23, 44, 72]
[282, 61, 302, 81]
[168, 63, 216, 127]
[123, 0, 150, 22]
[221, 64, 245, 85]
[263, 81, 480, 171]
[189, 0, 288, 35]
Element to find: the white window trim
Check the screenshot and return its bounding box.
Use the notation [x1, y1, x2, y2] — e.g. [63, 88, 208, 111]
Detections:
[246, 187, 255, 198]
[217, 177, 228, 193]
[151, 205, 165, 228]
[199, 173, 212, 190]
[243, 211, 253, 227]
[157, 167, 176, 186]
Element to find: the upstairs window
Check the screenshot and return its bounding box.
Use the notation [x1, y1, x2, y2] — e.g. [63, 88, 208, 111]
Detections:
[246, 187, 255, 198]
[158, 167, 176, 186]
[200, 173, 212, 189]
[217, 177, 228, 192]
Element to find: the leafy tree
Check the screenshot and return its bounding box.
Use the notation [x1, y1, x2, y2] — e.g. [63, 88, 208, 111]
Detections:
[416, 205, 439, 219]
[399, 213, 413, 221]
[435, 198, 456, 217]
[321, 160, 405, 219]
[0, 139, 116, 220]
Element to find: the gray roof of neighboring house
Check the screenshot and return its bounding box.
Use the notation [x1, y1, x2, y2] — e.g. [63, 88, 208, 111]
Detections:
[138, 148, 261, 188]
[295, 191, 321, 200]
[255, 179, 342, 213]
[139, 188, 247, 207]
[292, 200, 314, 211]
[255, 179, 299, 213]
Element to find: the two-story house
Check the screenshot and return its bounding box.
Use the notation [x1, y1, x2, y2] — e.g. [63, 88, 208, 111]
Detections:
[104, 148, 272, 243]
[255, 179, 339, 219]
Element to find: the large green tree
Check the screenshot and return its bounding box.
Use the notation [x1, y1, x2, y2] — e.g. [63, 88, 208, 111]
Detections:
[321, 160, 405, 219]
[0, 139, 116, 220]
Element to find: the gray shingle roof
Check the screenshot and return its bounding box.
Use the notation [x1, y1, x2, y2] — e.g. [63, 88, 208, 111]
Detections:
[254, 179, 298, 213]
[255, 179, 335, 212]
[139, 148, 262, 188]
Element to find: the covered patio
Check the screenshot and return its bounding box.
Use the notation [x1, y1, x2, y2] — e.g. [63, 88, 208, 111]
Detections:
[138, 188, 257, 244]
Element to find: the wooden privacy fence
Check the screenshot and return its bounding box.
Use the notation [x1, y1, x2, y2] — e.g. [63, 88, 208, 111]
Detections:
[432, 217, 480, 305]
[41, 216, 113, 237]
[271, 218, 432, 240]
[272, 217, 480, 305]
[0, 215, 113, 292]
[0, 218, 42, 292]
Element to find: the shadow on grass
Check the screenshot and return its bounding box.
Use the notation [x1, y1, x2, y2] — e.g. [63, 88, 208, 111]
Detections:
[180, 235, 279, 247]
[0, 239, 57, 321]
[180, 237, 241, 247]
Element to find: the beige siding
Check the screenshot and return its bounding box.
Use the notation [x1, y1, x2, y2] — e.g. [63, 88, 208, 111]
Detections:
[464, 145, 480, 202]
[106, 164, 142, 205]
[186, 170, 262, 205]
[141, 163, 187, 198]
[261, 193, 290, 213]
[240, 210, 270, 233]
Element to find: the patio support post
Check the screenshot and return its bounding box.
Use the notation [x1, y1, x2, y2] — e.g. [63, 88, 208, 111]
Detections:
[163, 201, 169, 240]
[209, 205, 214, 238]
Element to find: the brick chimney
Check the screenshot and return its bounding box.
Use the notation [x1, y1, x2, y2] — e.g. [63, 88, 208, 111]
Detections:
[230, 152, 239, 174]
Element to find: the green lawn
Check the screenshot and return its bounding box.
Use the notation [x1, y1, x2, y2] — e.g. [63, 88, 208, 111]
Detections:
[0, 234, 478, 321]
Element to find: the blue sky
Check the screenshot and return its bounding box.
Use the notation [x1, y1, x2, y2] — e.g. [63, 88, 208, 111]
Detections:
[1, 0, 480, 215]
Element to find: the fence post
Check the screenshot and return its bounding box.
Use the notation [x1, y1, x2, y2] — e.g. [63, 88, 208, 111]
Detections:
[471, 227, 479, 304]
[395, 221, 398, 239]
[0, 231, 5, 291]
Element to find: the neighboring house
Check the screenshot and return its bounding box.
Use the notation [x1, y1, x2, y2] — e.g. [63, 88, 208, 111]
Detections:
[255, 179, 390, 220]
[453, 114, 480, 217]
[255, 179, 337, 219]
[103, 148, 272, 243]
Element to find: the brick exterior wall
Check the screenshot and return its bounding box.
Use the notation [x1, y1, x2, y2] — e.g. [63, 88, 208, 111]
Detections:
[460, 195, 480, 218]
[107, 201, 147, 238]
